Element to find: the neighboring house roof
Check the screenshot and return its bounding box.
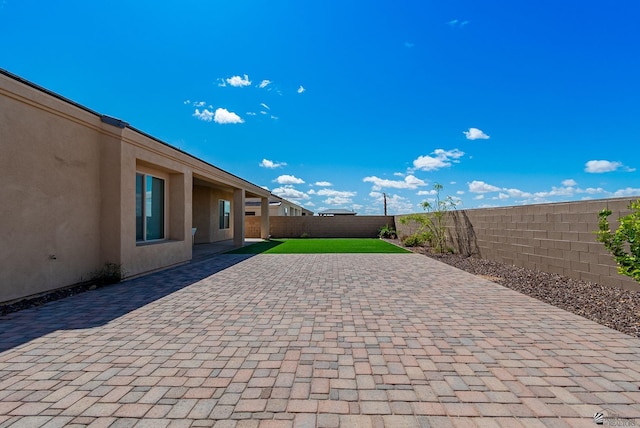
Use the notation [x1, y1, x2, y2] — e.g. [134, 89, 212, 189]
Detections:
[245, 195, 313, 215]
[245, 200, 281, 207]
[318, 209, 357, 216]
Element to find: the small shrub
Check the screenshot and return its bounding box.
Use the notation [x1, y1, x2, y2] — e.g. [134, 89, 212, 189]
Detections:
[378, 224, 397, 239]
[596, 200, 640, 282]
[91, 262, 125, 286]
[403, 233, 425, 247]
[399, 183, 458, 253]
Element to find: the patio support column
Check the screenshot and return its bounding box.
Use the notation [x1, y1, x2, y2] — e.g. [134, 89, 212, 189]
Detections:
[233, 188, 245, 247]
[260, 197, 270, 239]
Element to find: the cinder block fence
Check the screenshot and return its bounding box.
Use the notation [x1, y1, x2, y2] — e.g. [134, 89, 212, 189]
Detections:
[246, 216, 395, 239]
[396, 197, 639, 291]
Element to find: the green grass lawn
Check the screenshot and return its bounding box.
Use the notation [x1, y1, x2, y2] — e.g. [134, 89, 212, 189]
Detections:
[226, 238, 409, 254]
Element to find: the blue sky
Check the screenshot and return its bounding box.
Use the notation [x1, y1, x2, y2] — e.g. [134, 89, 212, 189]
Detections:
[2, 0, 639, 214]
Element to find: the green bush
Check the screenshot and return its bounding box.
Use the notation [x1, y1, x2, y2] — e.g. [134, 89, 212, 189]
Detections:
[378, 224, 397, 239]
[402, 233, 426, 247]
[399, 183, 457, 253]
[596, 200, 640, 282]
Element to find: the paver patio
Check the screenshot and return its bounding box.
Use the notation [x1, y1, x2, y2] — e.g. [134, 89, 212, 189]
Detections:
[1, 253, 639, 427]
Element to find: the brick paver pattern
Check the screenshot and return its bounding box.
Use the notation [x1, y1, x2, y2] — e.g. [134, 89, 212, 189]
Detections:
[1, 253, 639, 427]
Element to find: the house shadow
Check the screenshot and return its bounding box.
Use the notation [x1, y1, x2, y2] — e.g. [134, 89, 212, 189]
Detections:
[0, 254, 255, 353]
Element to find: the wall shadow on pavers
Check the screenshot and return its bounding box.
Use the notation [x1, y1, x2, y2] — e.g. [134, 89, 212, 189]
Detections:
[224, 239, 284, 255]
[0, 254, 254, 353]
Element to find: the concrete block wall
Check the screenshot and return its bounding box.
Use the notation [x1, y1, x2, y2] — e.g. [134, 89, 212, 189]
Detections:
[396, 197, 639, 291]
[246, 216, 395, 239]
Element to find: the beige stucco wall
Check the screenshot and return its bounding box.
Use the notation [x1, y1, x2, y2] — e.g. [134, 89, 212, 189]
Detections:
[119, 140, 192, 277]
[396, 198, 639, 291]
[192, 186, 235, 244]
[0, 70, 270, 303]
[245, 205, 283, 217]
[245, 198, 309, 217]
[0, 74, 104, 301]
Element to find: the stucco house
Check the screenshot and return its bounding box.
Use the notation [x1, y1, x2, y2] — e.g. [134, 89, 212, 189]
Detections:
[245, 195, 313, 217]
[0, 69, 272, 303]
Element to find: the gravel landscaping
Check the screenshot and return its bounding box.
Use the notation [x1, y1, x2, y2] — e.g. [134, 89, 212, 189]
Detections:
[0, 282, 101, 317]
[396, 240, 640, 338]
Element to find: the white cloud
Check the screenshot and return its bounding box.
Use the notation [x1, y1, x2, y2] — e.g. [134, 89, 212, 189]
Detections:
[448, 19, 469, 28]
[463, 128, 490, 140]
[393, 172, 405, 177]
[412, 149, 464, 172]
[272, 186, 310, 200]
[193, 108, 214, 122]
[315, 181, 332, 187]
[584, 160, 626, 173]
[226, 74, 251, 87]
[456, 190, 465, 195]
[468, 180, 501, 193]
[580, 187, 605, 195]
[194, 101, 206, 107]
[324, 196, 353, 205]
[613, 187, 640, 197]
[214, 108, 244, 124]
[316, 189, 356, 198]
[467, 179, 611, 203]
[183, 99, 191, 105]
[259, 80, 271, 89]
[503, 188, 533, 198]
[246, 112, 257, 116]
[369, 192, 414, 214]
[297, 85, 305, 94]
[274, 174, 305, 185]
[363, 175, 427, 191]
[271, 115, 279, 120]
[474, 195, 485, 200]
[259, 159, 287, 169]
[417, 190, 438, 196]
[534, 187, 575, 198]
[260, 103, 270, 110]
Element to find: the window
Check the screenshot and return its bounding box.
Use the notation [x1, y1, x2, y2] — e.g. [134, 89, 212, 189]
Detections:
[136, 173, 165, 241]
[219, 199, 230, 229]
